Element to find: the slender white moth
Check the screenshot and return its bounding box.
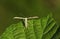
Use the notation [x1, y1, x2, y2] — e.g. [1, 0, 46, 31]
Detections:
[14, 16, 39, 28]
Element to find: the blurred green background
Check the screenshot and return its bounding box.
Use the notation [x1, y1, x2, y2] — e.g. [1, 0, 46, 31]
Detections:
[0, 0, 60, 35]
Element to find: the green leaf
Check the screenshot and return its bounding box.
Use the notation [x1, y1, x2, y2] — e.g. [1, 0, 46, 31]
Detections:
[52, 27, 60, 39]
[0, 14, 59, 39]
